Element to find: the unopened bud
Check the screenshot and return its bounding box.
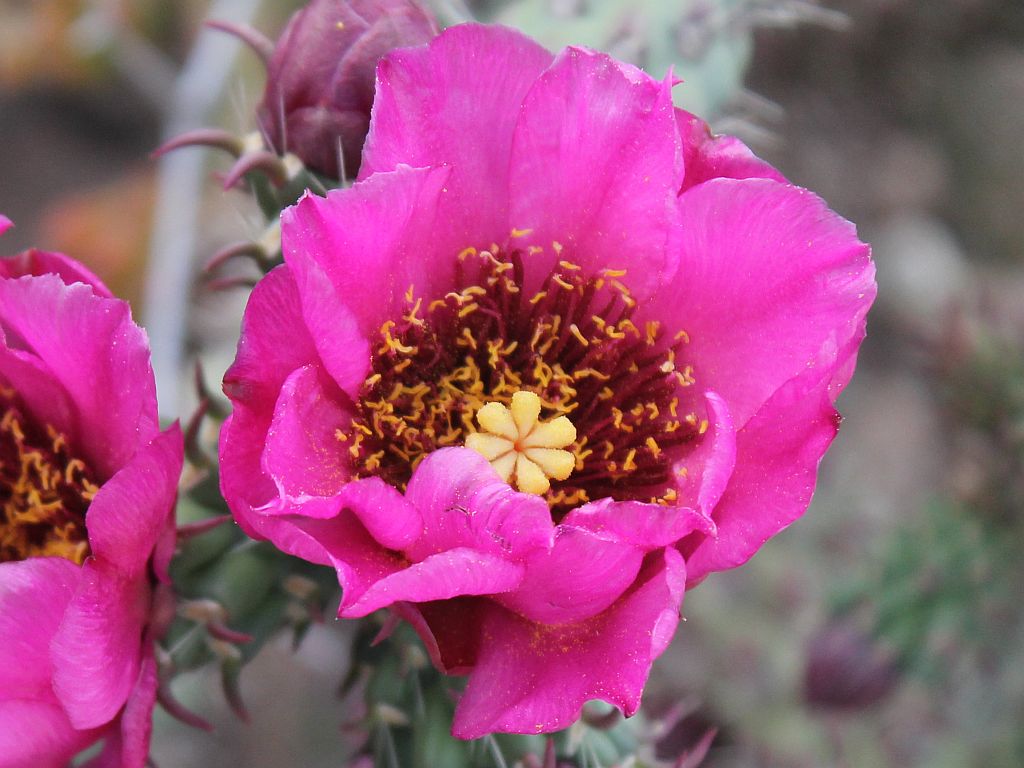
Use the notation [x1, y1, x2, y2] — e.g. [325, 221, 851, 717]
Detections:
[258, 0, 438, 180]
[804, 624, 900, 711]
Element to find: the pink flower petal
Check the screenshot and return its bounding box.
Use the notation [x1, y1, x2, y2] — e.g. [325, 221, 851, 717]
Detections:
[562, 497, 714, 550]
[0, 557, 81, 698]
[331, 477, 423, 550]
[0, 275, 159, 477]
[222, 264, 323, 418]
[673, 390, 736, 517]
[496, 525, 644, 624]
[403, 448, 554, 563]
[220, 265, 326, 546]
[262, 365, 353, 501]
[80, 649, 159, 768]
[657, 177, 875, 428]
[264, 473, 423, 540]
[283, 165, 465, 339]
[362, 24, 553, 248]
[282, 249, 370, 397]
[0, 215, 11, 235]
[302, 512, 411, 611]
[452, 548, 686, 739]
[0, 249, 114, 298]
[51, 560, 148, 729]
[676, 109, 785, 192]
[0, 345, 76, 452]
[394, 599, 485, 675]
[342, 547, 525, 617]
[509, 48, 681, 301]
[87, 426, 183, 579]
[219, 411, 282, 539]
[682, 363, 843, 582]
[0, 699, 99, 768]
[118, 648, 159, 768]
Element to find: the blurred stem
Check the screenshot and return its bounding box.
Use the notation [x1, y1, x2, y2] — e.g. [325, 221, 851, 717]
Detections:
[144, 0, 265, 418]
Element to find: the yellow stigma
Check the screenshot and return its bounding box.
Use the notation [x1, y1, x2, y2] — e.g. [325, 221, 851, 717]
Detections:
[465, 391, 576, 495]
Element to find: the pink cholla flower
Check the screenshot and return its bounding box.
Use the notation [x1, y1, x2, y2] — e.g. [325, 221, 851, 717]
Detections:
[0, 217, 183, 768]
[219, 25, 876, 737]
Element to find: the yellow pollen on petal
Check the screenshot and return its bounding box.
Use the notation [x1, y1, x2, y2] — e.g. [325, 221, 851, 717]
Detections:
[466, 391, 577, 496]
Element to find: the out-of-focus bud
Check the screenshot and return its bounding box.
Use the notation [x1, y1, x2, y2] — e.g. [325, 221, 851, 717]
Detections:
[804, 624, 900, 711]
[258, 0, 438, 180]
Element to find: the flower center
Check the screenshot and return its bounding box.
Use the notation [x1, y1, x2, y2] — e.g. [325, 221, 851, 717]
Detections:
[345, 246, 705, 518]
[0, 388, 97, 564]
[465, 390, 576, 495]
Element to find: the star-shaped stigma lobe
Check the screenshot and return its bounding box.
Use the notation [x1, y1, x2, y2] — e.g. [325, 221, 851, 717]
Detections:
[465, 391, 576, 495]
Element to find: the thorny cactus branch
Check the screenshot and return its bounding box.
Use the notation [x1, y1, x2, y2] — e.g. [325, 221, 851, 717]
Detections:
[143, 0, 267, 419]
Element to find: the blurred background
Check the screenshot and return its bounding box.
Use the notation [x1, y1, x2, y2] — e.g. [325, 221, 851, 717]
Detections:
[2, 1, 1023, 766]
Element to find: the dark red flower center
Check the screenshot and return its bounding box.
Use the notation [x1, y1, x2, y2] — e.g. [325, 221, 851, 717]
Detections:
[346, 247, 705, 519]
[0, 387, 96, 564]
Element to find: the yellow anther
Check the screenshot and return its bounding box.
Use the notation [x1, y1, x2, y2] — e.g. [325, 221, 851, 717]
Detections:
[465, 390, 577, 496]
[569, 324, 589, 346]
[552, 275, 574, 291]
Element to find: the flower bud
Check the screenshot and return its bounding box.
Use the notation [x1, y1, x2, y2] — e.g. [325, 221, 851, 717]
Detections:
[258, 0, 438, 179]
[804, 624, 900, 711]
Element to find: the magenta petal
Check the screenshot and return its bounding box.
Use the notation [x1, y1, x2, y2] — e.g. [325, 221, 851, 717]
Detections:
[221, 265, 326, 541]
[330, 477, 422, 549]
[509, 49, 681, 300]
[113, 650, 159, 768]
[497, 525, 644, 624]
[219, 411, 283, 540]
[342, 547, 525, 617]
[661, 177, 875, 427]
[0, 346, 76, 457]
[362, 24, 553, 246]
[87, 426, 183, 579]
[283, 247, 370, 397]
[283, 166, 466, 338]
[262, 365, 352, 501]
[77, 648, 157, 768]
[403, 448, 554, 562]
[673, 390, 736, 516]
[676, 109, 786, 192]
[0, 699, 99, 768]
[302, 512, 410, 610]
[563, 497, 714, 551]
[240, 509, 340, 567]
[0, 275, 158, 477]
[0, 557, 81, 698]
[0, 249, 114, 297]
[393, 599, 485, 675]
[0, 215, 10, 235]
[51, 560, 148, 729]
[683, 365, 842, 582]
[452, 548, 686, 739]
[223, 264, 323, 418]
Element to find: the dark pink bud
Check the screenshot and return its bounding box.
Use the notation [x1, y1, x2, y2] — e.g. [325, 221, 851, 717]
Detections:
[258, 0, 438, 179]
[804, 624, 900, 711]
